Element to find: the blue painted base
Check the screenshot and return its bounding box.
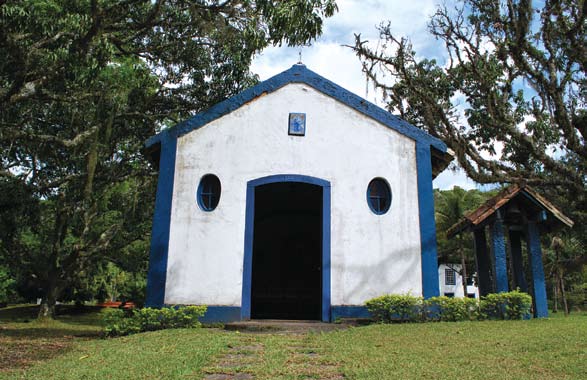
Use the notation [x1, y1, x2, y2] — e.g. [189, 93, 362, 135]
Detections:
[200, 306, 242, 323]
[330, 306, 371, 321]
[155, 305, 242, 324]
[152, 305, 373, 323]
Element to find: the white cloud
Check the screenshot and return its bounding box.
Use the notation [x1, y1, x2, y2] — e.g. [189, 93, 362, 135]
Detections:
[252, 0, 483, 191]
[252, 42, 379, 104]
[327, 0, 437, 36]
[433, 168, 478, 191]
[251, 0, 446, 103]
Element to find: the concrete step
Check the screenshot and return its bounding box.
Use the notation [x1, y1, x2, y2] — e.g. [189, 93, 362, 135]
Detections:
[224, 318, 369, 333]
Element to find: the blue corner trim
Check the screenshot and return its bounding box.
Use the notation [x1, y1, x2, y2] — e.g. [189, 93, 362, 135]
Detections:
[200, 306, 242, 323]
[527, 222, 548, 318]
[416, 143, 440, 299]
[145, 64, 447, 153]
[490, 218, 509, 293]
[146, 136, 177, 307]
[331, 306, 371, 321]
[241, 174, 331, 322]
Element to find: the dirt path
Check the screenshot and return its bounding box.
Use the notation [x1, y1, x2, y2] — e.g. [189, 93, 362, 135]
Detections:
[203, 334, 345, 380]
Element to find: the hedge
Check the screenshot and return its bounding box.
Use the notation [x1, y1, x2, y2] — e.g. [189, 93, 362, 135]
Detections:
[103, 305, 207, 337]
[366, 291, 532, 323]
[479, 290, 532, 320]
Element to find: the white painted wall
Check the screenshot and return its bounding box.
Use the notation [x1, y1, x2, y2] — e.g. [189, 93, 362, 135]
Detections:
[165, 83, 422, 306]
[438, 264, 479, 298]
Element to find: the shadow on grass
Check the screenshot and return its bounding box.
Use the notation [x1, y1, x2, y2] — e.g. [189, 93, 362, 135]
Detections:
[0, 326, 101, 339]
[0, 305, 105, 372]
[0, 304, 102, 322]
[0, 305, 104, 338]
[0, 335, 78, 372]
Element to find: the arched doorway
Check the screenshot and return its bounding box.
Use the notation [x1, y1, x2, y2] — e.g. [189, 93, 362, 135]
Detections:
[241, 175, 331, 321]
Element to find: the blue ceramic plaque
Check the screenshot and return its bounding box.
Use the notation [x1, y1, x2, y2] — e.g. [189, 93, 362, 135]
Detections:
[288, 113, 306, 136]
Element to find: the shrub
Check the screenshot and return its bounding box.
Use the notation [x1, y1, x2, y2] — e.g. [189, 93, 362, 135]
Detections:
[424, 296, 479, 322]
[103, 305, 207, 337]
[366, 290, 532, 323]
[479, 290, 532, 320]
[365, 294, 423, 323]
[103, 309, 141, 336]
[0, 266, 15, 305]
[567, 283, 587, 312]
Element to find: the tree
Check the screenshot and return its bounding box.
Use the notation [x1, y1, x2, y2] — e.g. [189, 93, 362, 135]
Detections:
[546, 233, 587, 313]
[549, 236, 569, 314]
[435, 186, 488, 297]
[0, 0, 338, 318]
[350, 0, 585, 191]
[350, 0, 586, 298]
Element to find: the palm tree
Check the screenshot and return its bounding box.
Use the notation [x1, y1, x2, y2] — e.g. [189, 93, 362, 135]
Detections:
[435, 186, 486, 297]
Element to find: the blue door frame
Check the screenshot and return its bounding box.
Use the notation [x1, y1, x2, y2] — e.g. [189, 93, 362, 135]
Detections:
[241, 174, 331, 322]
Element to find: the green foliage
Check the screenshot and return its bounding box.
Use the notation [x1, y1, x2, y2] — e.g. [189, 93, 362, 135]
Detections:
[101, 262, 128, 302]
[434, 187, 495, 291]
[64, 260, 147, 307]
[0, 266, 16, 303]
[425, 296, 479, 322]
[122, 276, 147, 308]
[479, 290, 532, 320]
[366, 291, 532, 323]
[3, 307, 587, 380]
[544, 233, 587, 314]
[0, 0, 337, 318]
[365, 294, 423, 323]
[102, 309, 140, 337]
[559, 267, 587, 313]
[567, 283, 587, 311]
[353, 1, 585, 189]
[103, 306, 207, 337]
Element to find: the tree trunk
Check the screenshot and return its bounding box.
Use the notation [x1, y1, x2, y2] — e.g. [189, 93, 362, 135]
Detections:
[559, 273, 569, 316]
[38, 285, 57, 319]
[552, 241, 568, 316]
[38, 194, 67, 320]
[553, 283, 558, 313]
[460, 250, 469, 298]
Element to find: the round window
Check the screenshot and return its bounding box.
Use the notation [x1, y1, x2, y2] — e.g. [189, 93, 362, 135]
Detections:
[197, 174, 221, 211]
[367, 178, 392, 215]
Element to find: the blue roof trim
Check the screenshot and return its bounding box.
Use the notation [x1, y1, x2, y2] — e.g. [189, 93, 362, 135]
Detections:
[145, 64, 447, 152]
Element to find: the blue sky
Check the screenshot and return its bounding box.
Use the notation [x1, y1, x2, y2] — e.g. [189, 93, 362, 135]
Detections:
[251, 0, 479, 190]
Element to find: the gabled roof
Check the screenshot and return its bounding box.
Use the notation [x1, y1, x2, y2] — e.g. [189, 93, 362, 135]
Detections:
[145, 64, 447, 155]
[446, 183, 574, 238]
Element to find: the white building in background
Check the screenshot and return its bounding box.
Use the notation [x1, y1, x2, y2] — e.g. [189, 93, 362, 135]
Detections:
[438, 264, 479, 298]
[143, 64, 452, 323]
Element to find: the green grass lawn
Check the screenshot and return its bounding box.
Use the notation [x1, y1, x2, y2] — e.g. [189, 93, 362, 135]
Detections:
[1, 306, 586, 380]
[0, 305, 104, 374]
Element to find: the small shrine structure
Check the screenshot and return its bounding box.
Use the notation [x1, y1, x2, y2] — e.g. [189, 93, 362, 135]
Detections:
[447, 184, 573, 318]
[143, 64, 451, 322]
